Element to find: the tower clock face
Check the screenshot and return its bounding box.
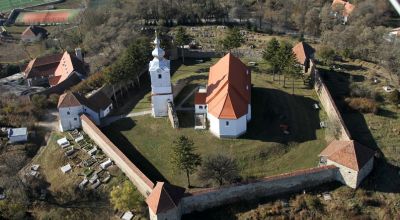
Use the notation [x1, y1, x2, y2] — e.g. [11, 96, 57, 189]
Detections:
[157, 68, 161, 73]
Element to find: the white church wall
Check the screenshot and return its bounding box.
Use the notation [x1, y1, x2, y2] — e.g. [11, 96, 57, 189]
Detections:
[152, 94, 173, 117]
[246, 104, 252, 122]
[208, 114, 247, 138]
[218, 115, 247, 138]
[208, 114, 221, 137]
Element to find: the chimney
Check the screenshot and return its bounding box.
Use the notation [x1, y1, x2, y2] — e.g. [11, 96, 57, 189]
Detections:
[75, 48, 83, 61]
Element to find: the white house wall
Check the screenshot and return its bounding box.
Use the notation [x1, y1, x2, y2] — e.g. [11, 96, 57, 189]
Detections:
[9, 135, 28, 143]
[326, 159, 360, 188]
[100, 104, 113, 118]
[59, 106, 84, 131]
[195, 104, 207, 114]
[356, 158, 374, 187]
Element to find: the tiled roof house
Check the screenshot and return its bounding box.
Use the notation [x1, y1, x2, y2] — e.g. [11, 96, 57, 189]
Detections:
[292, 42, 315, 74]
[21, 25, 48, 43]
[319, 140, 375, 188]
[146, 182, 185, 220]
[24, 50, 86, 88]
[58, 91, 113, 131]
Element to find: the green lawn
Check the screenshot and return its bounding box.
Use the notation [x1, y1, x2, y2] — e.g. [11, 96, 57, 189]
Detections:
[105, 71, 328, 188]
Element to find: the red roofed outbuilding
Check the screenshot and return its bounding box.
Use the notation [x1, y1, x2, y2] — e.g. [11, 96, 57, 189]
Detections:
[146, 182, 185, 220]
[58, 90, 113, 131]
[319, 140, 375, 188]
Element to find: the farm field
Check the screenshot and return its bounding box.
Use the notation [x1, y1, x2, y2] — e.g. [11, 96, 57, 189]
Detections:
[104, 60, 329, 188]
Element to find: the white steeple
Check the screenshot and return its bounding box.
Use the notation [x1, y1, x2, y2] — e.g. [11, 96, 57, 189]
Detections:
[152, 31, 165, 59]
[149, 30, 173, 117]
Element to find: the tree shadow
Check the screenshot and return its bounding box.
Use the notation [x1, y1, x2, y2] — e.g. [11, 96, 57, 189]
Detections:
[377, 108, 398, 119]
[240, 87, 321, 144]
[102, 119, 167, 183]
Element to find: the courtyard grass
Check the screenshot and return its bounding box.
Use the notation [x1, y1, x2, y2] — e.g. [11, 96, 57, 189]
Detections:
[104, 71, 328, 188]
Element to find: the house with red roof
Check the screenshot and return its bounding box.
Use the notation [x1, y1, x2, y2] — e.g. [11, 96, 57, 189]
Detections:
[58, 90, 113, 131]
[23, 49, 86, 87]
[292, 42, 315, 74]
[195, 53, 251, 138]
[331, 0, 355, 23]
[146, 182, 185, 220]
[20, 25, 48, 43]
[319, 140, 375, 188]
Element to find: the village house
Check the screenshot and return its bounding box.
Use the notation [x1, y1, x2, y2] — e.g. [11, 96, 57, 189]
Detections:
[58, 91, 113, 131]
[24, 49, 86, 87]
[20, 25, 48, 43]
[7, 127, 28, 143]
[195, 53, 251, 138]
[319, 140, 375, 188]
[146, 182, 185, 220]
[292, 42, 315, 75]
[331, 0, 355, 24]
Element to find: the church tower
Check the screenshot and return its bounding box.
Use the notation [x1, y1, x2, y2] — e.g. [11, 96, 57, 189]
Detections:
[149, 32, 173, 117]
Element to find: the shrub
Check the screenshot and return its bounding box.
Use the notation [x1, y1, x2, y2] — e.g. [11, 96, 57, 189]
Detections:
[31, 94, 48, 110]
[388, 90, 399, 105]
[48, 94, 60, 108]
[345, 97, 378, 114]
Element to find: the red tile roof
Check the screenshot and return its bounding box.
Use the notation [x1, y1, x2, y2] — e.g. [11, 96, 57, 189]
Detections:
[24, 53, 63, 79]
[194, 92, 207, 105]
[146, 182, 185, 214]
[319, 140, 375, 171]
[57, 92, 87, 108]
[292, 42, 315, 65]
[206, 53, 251, 119]
[52, 51, 86, 86]
[21, 25, 47, 38]
[332, 0, 355, 17]
[58, 91, 112, 112]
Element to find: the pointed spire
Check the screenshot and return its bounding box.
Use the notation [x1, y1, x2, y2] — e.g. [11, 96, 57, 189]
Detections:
[152, 30, 165, 59]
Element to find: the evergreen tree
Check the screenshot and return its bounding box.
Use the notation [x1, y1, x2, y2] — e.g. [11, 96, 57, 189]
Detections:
[174, 27, 191, 64]
[262, 38, 280, 79]
[221, 27, 244, 52]
[171, 135, 201, 188]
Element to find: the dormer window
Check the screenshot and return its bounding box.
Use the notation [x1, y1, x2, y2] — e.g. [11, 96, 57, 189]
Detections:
[158, 74, 162, 79]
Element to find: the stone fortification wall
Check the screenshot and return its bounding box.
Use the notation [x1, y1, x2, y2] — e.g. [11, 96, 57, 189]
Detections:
[313, 61, 351, 141]
[181, 166, 338, 214]
[81, 115, 154, 196]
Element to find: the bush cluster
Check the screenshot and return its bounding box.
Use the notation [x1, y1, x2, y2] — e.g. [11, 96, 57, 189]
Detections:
[345, 97, 379, 114]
